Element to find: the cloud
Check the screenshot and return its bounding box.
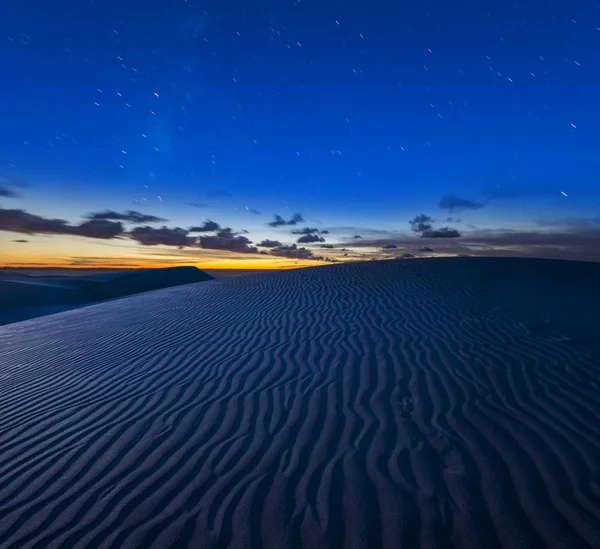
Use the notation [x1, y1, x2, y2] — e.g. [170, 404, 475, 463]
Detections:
[409, 214, 434, 233]
[409, 214, 461, 239]
[321, 244, 334, 249]
[86, 210, 167, 224]
[353, 234, 362, 239]
[248, 209, 261, 215]
[199, 228, 258, 253]
[297, 234, 325, 244]
[188, 220, 220, 232]
[268, 213, 304, 227]
[438, 195, 483, 212]
[419, 246, 434, 252]
[189, 202, 208, 208]
[291, 227, 320, 235]
[421, 228, 462, 238]
[75, 219, 127, 239]
[129, 226, 197, 247]
[0, 208, 124, 239]
[382, 244, 398, 249]
[11, 239, 29, 243]
[0, 186, 19, 198]
[258, 239, 282, 247]
[321, 230, 329, 235]
[401, 253, 415, 258]
[270, 244, 314, 259]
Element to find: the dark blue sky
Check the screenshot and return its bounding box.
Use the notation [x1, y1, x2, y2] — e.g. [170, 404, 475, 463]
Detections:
[1, 0, 599, 267]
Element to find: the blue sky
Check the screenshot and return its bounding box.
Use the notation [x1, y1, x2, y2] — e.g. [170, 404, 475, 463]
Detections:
[1, 0, 599, 267]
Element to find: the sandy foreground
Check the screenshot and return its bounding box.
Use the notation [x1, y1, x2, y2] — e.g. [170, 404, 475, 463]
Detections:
[0, 257, 599, 549]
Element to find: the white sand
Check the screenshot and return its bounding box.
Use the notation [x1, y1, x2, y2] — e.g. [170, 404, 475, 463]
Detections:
[0, 257, 599, 548]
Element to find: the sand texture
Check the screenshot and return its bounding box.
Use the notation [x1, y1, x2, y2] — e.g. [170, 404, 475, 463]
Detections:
[0, 257, 599, 548]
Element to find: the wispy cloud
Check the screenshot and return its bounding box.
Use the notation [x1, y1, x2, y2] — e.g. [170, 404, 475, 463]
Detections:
[86, 210, 167, 224]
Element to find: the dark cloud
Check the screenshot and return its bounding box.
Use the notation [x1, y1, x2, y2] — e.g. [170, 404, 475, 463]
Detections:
[401, 252, 415, 258]
[248, 209, 261, 215]
[321, 230, 329, 235]
[270, 244, 314, 259]
[258, 239, 282, 248]
[0, 208, 124, 239]
[409, 214, 434, 233]
[129, 226, 197, 248]
[382, 244, 398, 249]
[200, 228, 258, 253]
[419, 246, 434, 252]
[11, 239, 29, 243]
[268, 213, 304, 227]
[297, 234, 325, 244]
[291, 227, 320, 235]
[86, 210, 167, 224]
[421, 228, 462, 238]
[353, 234, 362, 239]
[189, 220, 220, 232]
[0, 186, 19, 198]
[445, 217, 462, 223]
[438, 195, 483, 212]
[76, 219, 127, 239]
[189, 202, 208, 208]
[321, 244, 334, 249]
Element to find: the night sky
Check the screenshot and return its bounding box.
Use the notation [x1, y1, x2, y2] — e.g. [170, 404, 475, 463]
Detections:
[1, 0, 599, 268]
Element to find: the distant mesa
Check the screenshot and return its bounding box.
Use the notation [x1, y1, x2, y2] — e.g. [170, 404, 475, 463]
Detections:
[0, 266, 214, 326]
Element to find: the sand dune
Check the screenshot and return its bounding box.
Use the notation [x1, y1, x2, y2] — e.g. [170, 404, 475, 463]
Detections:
[0, 257, 599, 548]
[0, 266, 214, 326]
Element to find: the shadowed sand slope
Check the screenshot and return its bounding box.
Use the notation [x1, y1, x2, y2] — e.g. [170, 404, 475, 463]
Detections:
[0, 257, 599, 549]
[0, 266, 214, 326]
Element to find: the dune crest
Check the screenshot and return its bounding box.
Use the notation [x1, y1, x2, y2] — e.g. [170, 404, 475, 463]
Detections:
[0, 266, 214, 326]
[0, 257, 599, 548]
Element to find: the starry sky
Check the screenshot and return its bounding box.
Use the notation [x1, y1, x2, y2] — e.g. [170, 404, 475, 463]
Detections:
[1, 0, 599, 268]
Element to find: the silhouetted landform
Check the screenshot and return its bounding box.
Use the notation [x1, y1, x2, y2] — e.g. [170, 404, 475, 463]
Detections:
[0, 257, 599, 548]
[0, 266, 213, 326]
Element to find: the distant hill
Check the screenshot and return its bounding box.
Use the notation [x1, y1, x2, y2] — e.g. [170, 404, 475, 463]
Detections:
[0, 266, 214, 326]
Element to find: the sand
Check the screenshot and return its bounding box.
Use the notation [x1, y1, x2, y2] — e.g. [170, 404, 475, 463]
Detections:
[0, 266, 214, 326]
[0, 257, 599, 549]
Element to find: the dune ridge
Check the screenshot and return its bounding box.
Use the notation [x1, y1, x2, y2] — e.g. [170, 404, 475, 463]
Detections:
[0, 266, 214, 326]
[0, 257, 599, 548]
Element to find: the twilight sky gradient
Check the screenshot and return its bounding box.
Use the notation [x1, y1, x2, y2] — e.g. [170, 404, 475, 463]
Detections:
[1, 0, 600, 268]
